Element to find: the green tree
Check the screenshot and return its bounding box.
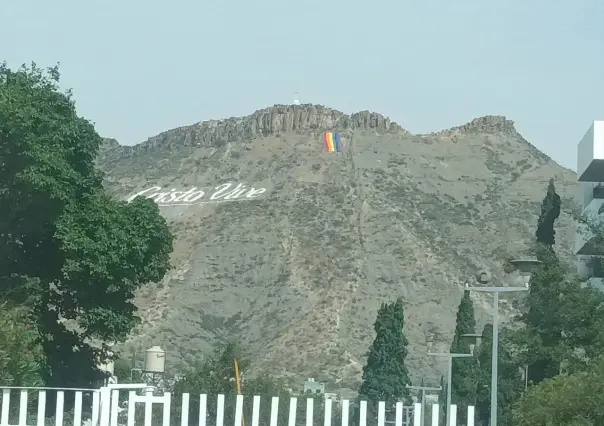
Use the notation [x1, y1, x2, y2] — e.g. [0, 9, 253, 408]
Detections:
[359, 297, 411, 408]
[522, 180, 565, 385]
[523, 245, 566, 384]
[0, 306, 46, 387]
[475, 324, 524, 426]
[449, 291, 478, 424]
[512, 356, 604, 426]
[535, 178, 561, 247]
[0, 63, 174, 388]
[558, 282, 604, 367]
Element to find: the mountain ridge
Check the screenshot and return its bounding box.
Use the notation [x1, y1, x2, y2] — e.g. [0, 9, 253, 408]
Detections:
[101, 105, 563, 170]
[97, 104, 577, 390]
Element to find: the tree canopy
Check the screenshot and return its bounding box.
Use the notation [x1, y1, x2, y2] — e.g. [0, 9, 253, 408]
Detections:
[512, 356, 604, 426]
[449, 291, 478, 424]
[535, 178, 561, 247]
[0, 62, 174, 387]
[0, 306, 46, 387]
[359, 297, 411, 406]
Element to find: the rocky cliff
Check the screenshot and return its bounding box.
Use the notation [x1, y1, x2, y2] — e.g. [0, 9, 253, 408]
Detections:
[98, 104, 577, 390]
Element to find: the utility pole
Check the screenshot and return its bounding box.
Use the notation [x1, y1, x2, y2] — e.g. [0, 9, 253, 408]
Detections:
[406, 384, 442, 426]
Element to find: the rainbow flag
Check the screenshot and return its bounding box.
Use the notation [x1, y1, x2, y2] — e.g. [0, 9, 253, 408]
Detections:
[323, 131, 341, 152]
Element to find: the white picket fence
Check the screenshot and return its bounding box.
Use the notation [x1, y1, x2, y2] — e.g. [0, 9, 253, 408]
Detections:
[0, 385, 476, 426]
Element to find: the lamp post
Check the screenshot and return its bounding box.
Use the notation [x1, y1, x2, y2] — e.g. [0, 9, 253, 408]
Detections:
[464, 258, 540, 426]
[426, 340, 475, 426]
[406, 384, 442, 426]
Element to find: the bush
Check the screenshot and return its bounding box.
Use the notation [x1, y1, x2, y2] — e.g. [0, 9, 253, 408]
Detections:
[0, 306, 46, 387]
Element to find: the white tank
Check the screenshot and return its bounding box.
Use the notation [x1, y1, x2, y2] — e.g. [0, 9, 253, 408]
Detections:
[144, 346, 166, 373]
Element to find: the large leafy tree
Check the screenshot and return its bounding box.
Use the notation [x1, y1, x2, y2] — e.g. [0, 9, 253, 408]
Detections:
[449, 291, 478, 424]
[558, 282, 604, 367]
[0, 63, 173, 387]
[512, 355, 604, 426]
[359, 297, 411, 407]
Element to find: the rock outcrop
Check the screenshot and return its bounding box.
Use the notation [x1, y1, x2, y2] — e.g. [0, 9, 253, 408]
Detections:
[106, 105, 408, 157]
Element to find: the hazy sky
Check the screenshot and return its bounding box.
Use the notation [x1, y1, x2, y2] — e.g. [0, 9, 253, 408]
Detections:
[3, 0, 603, 171]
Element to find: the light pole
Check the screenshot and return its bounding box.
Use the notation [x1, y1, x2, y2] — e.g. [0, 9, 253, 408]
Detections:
[406, 383, 442, 426]
[426, 340, 475, 426]
[464, 258, 540, 426]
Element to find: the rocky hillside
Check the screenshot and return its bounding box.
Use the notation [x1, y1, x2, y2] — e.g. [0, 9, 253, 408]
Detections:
[97, 104, 577, 390]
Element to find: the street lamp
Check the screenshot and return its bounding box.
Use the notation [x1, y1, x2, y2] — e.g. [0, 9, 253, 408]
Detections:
[464, 257, 540, 426]
[426, 340, 475, 426]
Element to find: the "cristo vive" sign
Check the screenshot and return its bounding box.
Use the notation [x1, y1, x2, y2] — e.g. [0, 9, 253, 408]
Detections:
[127, 182, 267, 206]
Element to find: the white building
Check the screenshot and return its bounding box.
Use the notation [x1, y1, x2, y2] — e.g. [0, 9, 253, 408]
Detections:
[576, 120, 604, 290]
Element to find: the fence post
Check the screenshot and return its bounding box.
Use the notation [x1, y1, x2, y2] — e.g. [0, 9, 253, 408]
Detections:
[448, 405, 457, 426]
[99, 387, 111, 426]
[377, 401, 385, 426]
[430, 404, 439, 426]
[342, 399, 350, 426]
[288, 397, 297, 426]
[305, 398, 314, 426]
[181, 393, 190, 426]
[359, 401, 367, 426]
[161, 392, 171, 426]
[412, 403, 421, 426]
[55, 390, 65, 426]
[37, 390, 47, 426]
[74, 391, 83, 426]
[394, 402, 403, 426]
[324, 399, 332, 426]
[467, 405, 475, 426]
[110, 390, 119, 426]
[199, 394, 207, 426]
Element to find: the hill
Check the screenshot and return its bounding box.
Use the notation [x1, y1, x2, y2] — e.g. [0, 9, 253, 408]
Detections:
[97, 104, 577, 390]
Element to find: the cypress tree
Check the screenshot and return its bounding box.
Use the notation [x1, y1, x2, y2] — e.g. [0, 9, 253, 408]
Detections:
[449, 291, 478, 424]
[524, 246, 565, 383]
[535, 178, 561, 247]
[524, 179, 564, 383]
[359, 297, 411, 407]
[475, 324, 493, 425]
